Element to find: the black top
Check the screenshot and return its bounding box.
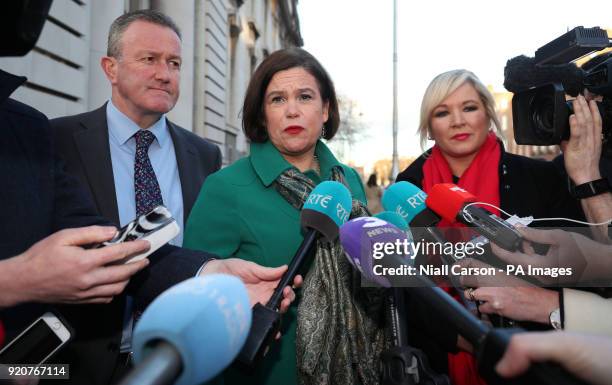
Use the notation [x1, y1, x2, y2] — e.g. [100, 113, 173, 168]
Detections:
[0, 67, 109, 344]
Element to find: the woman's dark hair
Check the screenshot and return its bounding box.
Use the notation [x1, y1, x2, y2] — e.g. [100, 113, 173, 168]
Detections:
[367, 173, 378, 187]
[242, 47, 340, 142]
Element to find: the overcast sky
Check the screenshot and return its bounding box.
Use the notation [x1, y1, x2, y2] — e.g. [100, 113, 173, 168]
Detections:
[297, 0, 612, 172]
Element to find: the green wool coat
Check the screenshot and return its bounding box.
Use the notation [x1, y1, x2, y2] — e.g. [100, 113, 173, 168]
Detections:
[184, 139, 366, 385]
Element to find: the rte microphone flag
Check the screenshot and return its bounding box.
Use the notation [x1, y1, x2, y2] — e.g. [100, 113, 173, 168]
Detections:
[382, 181, 429, 224]
[382, 181, 443, 231]
[237, 180, 353, 369]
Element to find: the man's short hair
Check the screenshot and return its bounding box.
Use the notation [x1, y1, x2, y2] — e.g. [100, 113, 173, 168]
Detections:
[107, 9, 181, 58]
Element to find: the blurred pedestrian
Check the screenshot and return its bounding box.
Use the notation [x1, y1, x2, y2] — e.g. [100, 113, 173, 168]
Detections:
[365, 173, 383, 214]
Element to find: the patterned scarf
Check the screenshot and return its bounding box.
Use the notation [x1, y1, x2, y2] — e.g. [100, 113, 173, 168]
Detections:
[274, 166, 388, 385]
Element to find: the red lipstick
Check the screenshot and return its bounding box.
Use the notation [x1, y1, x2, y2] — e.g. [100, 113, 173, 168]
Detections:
[284, 125, 304, 135]
[452, 133, 470, 141]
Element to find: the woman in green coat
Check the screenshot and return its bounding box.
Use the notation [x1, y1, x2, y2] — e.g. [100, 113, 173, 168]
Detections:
[184, 48, 386, 385]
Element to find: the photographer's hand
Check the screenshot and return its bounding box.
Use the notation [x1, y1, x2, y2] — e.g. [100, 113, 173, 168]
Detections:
[562, 95, 602, 184]
[562, 95, 611, 242]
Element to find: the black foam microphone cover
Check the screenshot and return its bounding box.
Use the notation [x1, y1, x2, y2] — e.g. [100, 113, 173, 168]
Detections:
[503, 55, 584, 96]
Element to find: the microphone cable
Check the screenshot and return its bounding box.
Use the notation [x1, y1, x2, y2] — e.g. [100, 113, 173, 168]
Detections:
[461, 201, 611, 227]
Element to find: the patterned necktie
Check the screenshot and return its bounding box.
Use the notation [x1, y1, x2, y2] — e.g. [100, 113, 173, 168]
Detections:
[134, 130, 163, 216]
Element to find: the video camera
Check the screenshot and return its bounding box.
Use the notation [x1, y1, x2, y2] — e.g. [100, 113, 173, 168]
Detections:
[504, 26, 612, 158]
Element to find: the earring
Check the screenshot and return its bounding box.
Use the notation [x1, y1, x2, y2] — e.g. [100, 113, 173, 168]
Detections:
[320, 126, 326, 139]
[427, 132, 433, 140]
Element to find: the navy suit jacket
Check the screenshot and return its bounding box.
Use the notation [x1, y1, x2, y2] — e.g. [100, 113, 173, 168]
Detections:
[0, 70, 216, 385]
[49, 102, 221, 385]
[51, 103, 222, 226]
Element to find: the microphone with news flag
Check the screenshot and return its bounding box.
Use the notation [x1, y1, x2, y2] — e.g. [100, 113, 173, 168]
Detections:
[369, 213, 446, 385]
[373, 210, 411, 331]
[339, 217, 588, 385]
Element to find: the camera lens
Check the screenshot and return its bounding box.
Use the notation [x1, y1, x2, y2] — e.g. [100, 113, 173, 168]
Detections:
[529, 92, 556, 141]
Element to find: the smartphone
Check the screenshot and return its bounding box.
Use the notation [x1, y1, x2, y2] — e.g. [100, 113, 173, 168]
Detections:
[0, 312, 72, 365]
[100, 205, 180, 264]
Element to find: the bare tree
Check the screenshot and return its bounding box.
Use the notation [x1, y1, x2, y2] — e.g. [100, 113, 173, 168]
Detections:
[328, 94, 368, 161]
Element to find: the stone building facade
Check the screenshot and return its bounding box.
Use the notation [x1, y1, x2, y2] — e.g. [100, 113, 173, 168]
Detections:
[0, 0, 302, 165]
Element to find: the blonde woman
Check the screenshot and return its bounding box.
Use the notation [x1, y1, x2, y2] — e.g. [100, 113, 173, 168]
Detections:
[396, 69, 585, 385]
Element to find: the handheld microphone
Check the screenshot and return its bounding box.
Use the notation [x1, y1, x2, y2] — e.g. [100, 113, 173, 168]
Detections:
[382, 182, 443, 231]
[382, 182, 429, 224]
[120, 275, 251, 385]
[339, 218, 589, 385]
[382, 182, 449, 262]
[340, 216, 413, 288]
[395, 182, 509, 327]
[426, 183, 522, 251]
[373, 211, 413, 366]
[237, 181, 352, 369]
[340, 217, 441, 385]
[383, 182, 491, 319]
[341, 217, 480, 385]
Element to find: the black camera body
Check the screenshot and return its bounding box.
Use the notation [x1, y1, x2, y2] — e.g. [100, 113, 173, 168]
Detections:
[507, 26, 612, 157]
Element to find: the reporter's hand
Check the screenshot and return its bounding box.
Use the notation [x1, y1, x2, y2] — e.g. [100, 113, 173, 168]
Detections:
[3, 226, 150, 307]
[464, 285, 558, 324]
[491, 227, 610, 284]
[496, 331, 612, 385]
[457, 258, 558, 324]
[200, 259, 301, 313]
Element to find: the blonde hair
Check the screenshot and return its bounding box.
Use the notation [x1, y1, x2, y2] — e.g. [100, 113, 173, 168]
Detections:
[418, 69, 502, 150]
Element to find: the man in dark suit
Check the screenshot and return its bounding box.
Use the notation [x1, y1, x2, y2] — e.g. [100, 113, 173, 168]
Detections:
[52, 10, 221, 243]
[52, 104, 220, 233]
